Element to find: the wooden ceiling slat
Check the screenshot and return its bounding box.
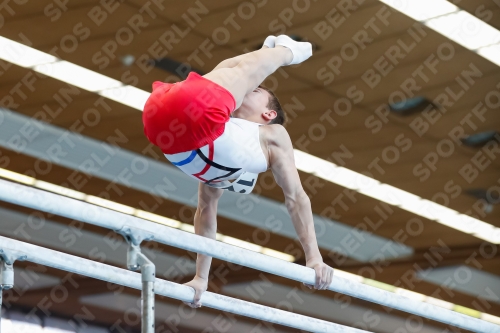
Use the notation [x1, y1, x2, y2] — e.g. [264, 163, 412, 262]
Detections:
[3, 4, 166, 49]
[38, 26, 208, 72]
[292, 26, 442, 86]
[327, 50, 500, 106]
[127, 0, 243, 22]
[3, 0, 94, 18]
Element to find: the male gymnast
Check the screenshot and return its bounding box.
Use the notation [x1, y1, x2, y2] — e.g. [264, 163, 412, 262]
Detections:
[143, 35, 334, 308]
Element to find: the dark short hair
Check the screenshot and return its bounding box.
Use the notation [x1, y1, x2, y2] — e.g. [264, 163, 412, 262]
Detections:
[259, 86, 286, 125]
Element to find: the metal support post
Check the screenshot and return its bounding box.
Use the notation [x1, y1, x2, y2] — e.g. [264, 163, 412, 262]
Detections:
[1, 256, 17, 333]
[1, 261, 14, 290]
[126, 239, 155, 333]
[138, 252, 155, 333]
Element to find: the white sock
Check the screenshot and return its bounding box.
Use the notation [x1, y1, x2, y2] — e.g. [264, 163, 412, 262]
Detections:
[263, 35, 276, 48]
[275, 35, 312, 65]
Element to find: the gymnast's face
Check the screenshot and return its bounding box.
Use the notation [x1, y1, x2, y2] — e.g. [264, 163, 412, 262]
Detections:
[232, 87, 277, 124]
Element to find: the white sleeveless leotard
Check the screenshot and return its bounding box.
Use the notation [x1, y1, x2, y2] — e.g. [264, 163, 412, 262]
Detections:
[164, 118, 268, 194]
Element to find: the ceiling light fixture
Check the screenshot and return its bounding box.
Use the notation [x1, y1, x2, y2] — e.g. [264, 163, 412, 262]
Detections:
[389, 96, 435, 116]
[461, 131, 499, 147]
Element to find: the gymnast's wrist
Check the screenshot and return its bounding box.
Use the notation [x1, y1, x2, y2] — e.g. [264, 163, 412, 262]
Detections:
[195, 274, 209, 282]
[305, 255, 323, 266]
[303, 246, 322, 263]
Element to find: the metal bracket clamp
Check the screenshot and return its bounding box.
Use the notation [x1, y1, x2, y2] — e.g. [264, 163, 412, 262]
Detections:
[0, 262, 14, 290]
[0, 248, 27, 290]
[1, 247, 26, 329]
[115, 225, 155, 247]
[127, 243, 154, 272]
[115, 225, 155, 272]
[128, 244, 156, 281]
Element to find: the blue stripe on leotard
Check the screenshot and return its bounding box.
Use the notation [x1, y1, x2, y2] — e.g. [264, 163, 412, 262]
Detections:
[171, 150, 197, 166]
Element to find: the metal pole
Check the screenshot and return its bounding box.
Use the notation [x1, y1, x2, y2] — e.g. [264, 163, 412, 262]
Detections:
[0, 260, 14, 333]
[0, 287, 3, 333]
[138, 253, 155, 333]
[126, 243, 155, 333]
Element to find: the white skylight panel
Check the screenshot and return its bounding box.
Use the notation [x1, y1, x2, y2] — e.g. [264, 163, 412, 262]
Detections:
[478, 43, 500, 66]
[293, 149, 340, 177]
[0, 168, 35, 185]
[179, 223, 195, 233]
[426, 11, 500, 50]
[334, 269, 364, 282]
[417, 200, 459, 221]
[342, 168, 380, 191]
[220, 235, 262, 252]
[382, 184, 422, 208]
[0, 36, 57, 67]
[357, 182, 387, 202]
[358, 183, 405, 205]
[85, 195, 136, 215]
[321, 167, 366, 190]
[34, 60, 123, 92]
[378, 0, 458, 21]
[468, 217, 497, 235]
[482, 313, 500, 325]
[398, 199, 428, 218]
[135, 209, 181, 228]
[395, 288, 427, 301]
[474, 226, 500, 244]
[99, 85, 150, 111]
[436, 214, 472, 233]
[313, 162, 340, 182]
[261, 248, 295, 262]
[293, 149, 325, 173]
[380, 0, 500, 67]
[439, 214, 486, 234]
[34, 180, 86, 200]
[426, 296, 454, 310]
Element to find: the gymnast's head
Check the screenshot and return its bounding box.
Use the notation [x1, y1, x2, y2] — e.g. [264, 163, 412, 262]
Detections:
[232, 86, 286, 125]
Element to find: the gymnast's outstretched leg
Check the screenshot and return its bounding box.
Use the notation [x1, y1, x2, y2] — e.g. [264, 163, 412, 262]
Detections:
[203, 35, 312, 109]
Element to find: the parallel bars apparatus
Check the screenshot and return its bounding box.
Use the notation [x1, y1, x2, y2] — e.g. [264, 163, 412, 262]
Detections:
[0, 179, 499, 333]
[0, 236, 368, 333]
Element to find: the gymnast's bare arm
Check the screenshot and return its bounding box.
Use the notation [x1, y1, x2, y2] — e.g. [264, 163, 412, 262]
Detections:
[182, 183, 223, 308]
[183, 125, 333, 307]
[262, 124, 334, 290]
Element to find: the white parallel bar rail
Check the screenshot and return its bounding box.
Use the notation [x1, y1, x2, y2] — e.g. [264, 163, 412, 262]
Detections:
[0, 179, 499, 333]
[0, 236, 368, 333]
